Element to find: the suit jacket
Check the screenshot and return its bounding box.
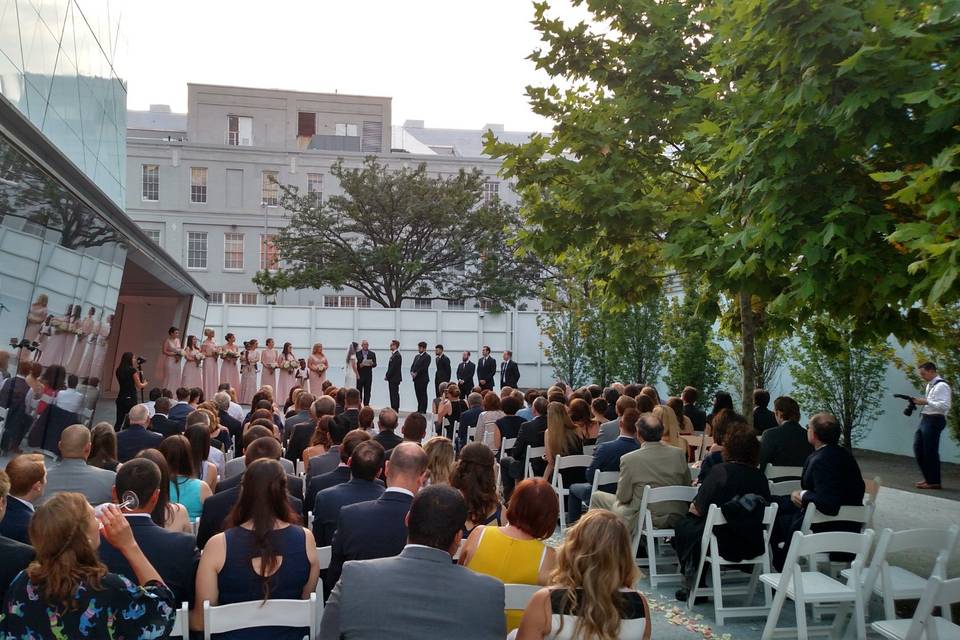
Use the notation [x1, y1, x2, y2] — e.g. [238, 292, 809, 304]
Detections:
[0, 534, 34, 605]
[0, 376, 29, 409]
[334, 408, 360, 436]
[282, 410, 312, 444]
[357, 350, 377, 381]
[410, 352, 430, 383]
[510, 415, 547, 477]
[305, 465, 351, 519]
[759, 421, 815, 470]
[683, 403, 707, 432]
[150, 413, 183, 439]
[586, 435, 640, 491]
[215, 468, 303, 501]
[385, 351, 402, 383]
[499, 360, 520, 388]
[223, 456, 293, 480]
[456, 360, 475, 389]
[434, 354, 451, 383]
[0, 497, 33, 544]
[327, 490, 413, 595]
[99, 515, 199, 606]
[373, 430, 403, 452]
[116, 424, 162, 463]
[313, 478, 385, 547]
[800, 444, 865, 517]
[602, 442, 691, 532]
[476, 356, 496, 388]
[36, 459, 115, 506]
[457, 406, 483, 446]
[196, 485, 302, 549]
[167, 402, 192, 423]
[286, 420, 317, 464]
[753, 407, 779, 434]
[596, 418, 621, 445]
[320, 545, 505, 640]
[217, 409, 243, 452]
[308, 445, 341, 478]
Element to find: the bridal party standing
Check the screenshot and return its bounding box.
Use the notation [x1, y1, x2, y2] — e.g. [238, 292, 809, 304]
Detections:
[276, 342, 298, 400]
[161, 326, 182, 390]
[219, 332, 240, 391]
[260, 338, 278, 391]
[201, 328, 220, 400]
[181, 335, 204, 389]
[308, 343, 328, 393]
[239, 339, 260, 404]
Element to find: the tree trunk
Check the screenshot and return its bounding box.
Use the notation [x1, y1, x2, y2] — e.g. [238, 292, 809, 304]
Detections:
[739, 290, 756, 425]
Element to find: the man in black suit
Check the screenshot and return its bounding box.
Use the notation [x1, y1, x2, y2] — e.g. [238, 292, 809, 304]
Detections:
[476, 345, 496, 391]
[0, 468, 34, 605]
[326, 442, 428, 594]
[282, 391, 315, 445]
[334, 388, 362, 436]
[681, 386, 707, 432]
[98, 459, 199, 606]
[752, 389, 779, 434]
[433, 345, 451, 400]
[456, 351, 475, 399]
[384, 340, 402, 411]
[0, 453, 45, 544]
[150, 397, 182, 439]
[373, 408, 403, 453]
[759, 396, 815, 471]
[306, 397, 346, 479]
[499, 350, 520, 389]
[409, 341, 430, 414]
[313, 439, 386, 547]
[215, 437, 303, 501]
[304, 430, 372, 519]
[0, 362, 33, 454]
[502, 396, 548, 492]
[356, 339, 377, 406]
[289, 395, 334, 467]
[770, 412, 866, 570]
[456, 392, 483, 453]
[116, 405, 162, 463]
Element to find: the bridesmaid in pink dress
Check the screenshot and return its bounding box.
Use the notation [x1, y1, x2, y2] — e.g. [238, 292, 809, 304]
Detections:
[180, 335, 204, 390]
[200, 328, 220, 401]
[61, 305, 82, 371]
[219, 333, 241, 394]
[260, 338, 278, 393]
[239, 339, 260, 404]
[89, 315, 112, 381]
[77, 316, 100, 380]
[40, 305, 74, 367]
[23, 294, 48, 361]
[161, 327, 183, 391]
[67, 307, 96, 376]
[276, 342, 298, 401]
[308, 343, 329, 394]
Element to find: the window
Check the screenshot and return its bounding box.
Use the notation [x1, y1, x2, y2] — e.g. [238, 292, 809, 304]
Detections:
[223, 292, 241, 305]
[414, 298, 432, 310]
[340, 295, 356, 308]
[297, 112, 316, 137]
[260, 234, 279, 271]
[261, 170, 279, 206]
[144, 229, 161, 245]
[211, 292, 258, 305]
[356, 296, 371, 308]
[482, 181, 499, 204]
[241, 293, 258, 305]
[335, 123, 359, 137]
[323, 295, 340, 308]
[447, 299, 465, 310]
[208, 293, 223, 304]
[227, 115, 253, 146]
[478, 299, 493, 311]
[141, 164, 159, 201]
[187, 231, 208, 269]
[307, 173, 323, 206]
[223, 232, 244, 270]
[190, 167, 207, 203]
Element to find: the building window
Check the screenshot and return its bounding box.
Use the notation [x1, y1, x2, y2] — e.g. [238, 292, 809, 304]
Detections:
[323, 295, 340, 308]
[187, 231, 208, 269]
[223, 232, 244, 270]
[190, 167, 207, 203]
[356, 296, 371, 308]
[261, 170, 279, 206]
[482, 181, 499, 204]
[141, 164, 159, 201]
[241, 293, 258, 305]
[223, 292, 241, 305]
[297, 112, 316, 137]
[335, 123, 359, 137]
[144, 229, 161, 245]
[211, 292, 258, 305]
[260, 234, 279, 271]
[307, 173, 323, 206]
[227, 115, 253, 146]
[414, 298, 432, 310]
[209, 293, 223, 304]
[340, 295, 356, 307]
[447, 299, 465, 310]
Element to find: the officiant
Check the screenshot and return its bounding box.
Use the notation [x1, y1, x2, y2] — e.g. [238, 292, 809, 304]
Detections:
[357, 339, 377, 406]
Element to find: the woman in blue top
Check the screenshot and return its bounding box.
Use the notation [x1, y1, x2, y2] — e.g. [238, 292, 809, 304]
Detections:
[159, 434, 211, 519]
[193, 459, 319, 639]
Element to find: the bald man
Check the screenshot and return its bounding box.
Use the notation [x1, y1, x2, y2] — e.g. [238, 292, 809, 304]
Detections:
[116, 404, 162, 463]
[37, 424, 116, 505]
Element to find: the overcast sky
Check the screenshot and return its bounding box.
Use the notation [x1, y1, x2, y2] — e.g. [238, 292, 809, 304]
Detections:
[123, 1, 585, 133]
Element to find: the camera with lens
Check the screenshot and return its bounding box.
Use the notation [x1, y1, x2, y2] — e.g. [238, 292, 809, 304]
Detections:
[893, 393, 917, 417]
[8, 338, 38, 351]
[136, 356, 147, 367]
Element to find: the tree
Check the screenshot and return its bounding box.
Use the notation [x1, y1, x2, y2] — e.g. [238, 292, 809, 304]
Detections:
[661, 279, 726, 408]
[607, 295, 664, 385]
[254, 158, 544, 309]
[538, 297, 587, 389]
[720, 299, 786, 408]
[790, 320, 890, 449]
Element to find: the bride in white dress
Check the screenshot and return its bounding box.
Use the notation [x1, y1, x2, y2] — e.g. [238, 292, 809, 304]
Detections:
[344, 341, 359, 389]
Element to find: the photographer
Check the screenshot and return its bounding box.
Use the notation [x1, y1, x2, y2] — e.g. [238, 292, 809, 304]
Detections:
[910, 362, 952, 490]
[115, 352, 148, 431]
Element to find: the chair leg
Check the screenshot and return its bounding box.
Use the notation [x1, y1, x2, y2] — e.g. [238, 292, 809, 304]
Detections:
[711, 558, 724, 625]
[882, 592, 894, 622]
[687, 554, 707, 611]
[646, 532, 658, 584]
[853, 596, 866, 640]
[760, 581, 788, 640]
[745, 563, 760, 606]
[795, 594, 808, 640]
[557, 490, 566, 532]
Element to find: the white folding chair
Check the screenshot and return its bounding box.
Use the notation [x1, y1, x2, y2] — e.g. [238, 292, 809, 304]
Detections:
[524, 445, 545, 479]
[769, 479, 802, 497]
[687, 503, 779, 623]
[871, 576, 960, 640]
[590, 470, 620, 496]
[680, 434, 703, 462]
[314, 545, 332, 625]
[551, 454, 592, 531]
[500, 437, 516, 460]
[582, 444, 595, 456]
[765, 463, 803, 480]
[504, 583, 540, 611]
[863, 476, 881, 528]
[202, 594, 317, 640]
[295, 460, 303, 476]
[191, 517, 200, 537]
[760, 530, 874, 640]
[307, 511, 314, 531]
[798, 503, 873, 581]
[168, 601, 190, 638]
[633, 484, 698, 584]
[467, 425, 477, 443]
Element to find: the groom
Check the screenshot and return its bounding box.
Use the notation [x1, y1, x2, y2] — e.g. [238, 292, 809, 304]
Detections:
[356, 339, 377, 406]
[385, 340, 402, 411]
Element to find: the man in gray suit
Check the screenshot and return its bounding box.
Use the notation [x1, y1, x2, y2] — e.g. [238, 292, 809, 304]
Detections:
[320, 485, 505, 640]
[37, 425, 115, 506]
[590, 411, 691, 536]
[596, 395, 637, 445]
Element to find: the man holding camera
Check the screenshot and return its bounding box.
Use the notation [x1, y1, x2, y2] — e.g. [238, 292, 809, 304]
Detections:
[911, 362, 952, 490]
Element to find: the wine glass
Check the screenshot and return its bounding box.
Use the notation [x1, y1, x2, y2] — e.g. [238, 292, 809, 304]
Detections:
[94, 490, 140, 528]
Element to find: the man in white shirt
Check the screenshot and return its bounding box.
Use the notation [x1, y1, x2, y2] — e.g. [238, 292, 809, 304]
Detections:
[142, 387, 162, 418]
[52, 374, 84, 415]
[217, 383, 245, 423]
[911, 361, 953, 489]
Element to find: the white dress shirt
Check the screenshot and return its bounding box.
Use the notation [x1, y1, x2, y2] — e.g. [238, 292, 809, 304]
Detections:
[54, 388, 84, 414]
[922, 376, 952, 416]
[228, 401, 244, 423]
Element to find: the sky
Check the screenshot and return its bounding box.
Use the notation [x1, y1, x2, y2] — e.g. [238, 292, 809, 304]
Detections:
[122, 0, 587, 133]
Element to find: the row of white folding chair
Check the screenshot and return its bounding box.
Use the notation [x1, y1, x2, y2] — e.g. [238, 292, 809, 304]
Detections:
[168, 601, 189, 638]
[501, 437, 517, 460]
[314, 545, 332, 627]
[680, 433, 711, 462]
[524, 445, 545, 479]
[631, 484, 699, 585]
[872, 575, 960, 640]
[551, 454, 592, 531]
[202, 595, 317, 640]
[764, 463, 803, 480]
[582, 444, 595, 456]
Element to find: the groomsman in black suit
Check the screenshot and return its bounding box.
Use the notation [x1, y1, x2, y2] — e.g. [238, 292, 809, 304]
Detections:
[410, 342, 431, 414]
[456, 351, 475, 399]
[476, 346, 496, 391]
[499, 350, 521, 389]
[384, 340, 402, 411]
[434, 345, 451, 399]
[356, 339, 377, 406]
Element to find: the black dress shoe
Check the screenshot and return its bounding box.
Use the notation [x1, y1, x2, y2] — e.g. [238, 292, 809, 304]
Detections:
[675, 588, 708, 604]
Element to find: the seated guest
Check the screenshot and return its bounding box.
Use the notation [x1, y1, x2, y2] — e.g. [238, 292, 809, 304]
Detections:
[475, 392, 505, 449]
[460, 478, 559, 632]
[373, 407, 403, 452]
[217, 383, 245, 423]
[668, 396, 696, 434]
[98, 458, 200, 607]
[672, 424, 771, 601]
[567, 407, 641, 522]
[144, 387, 162, 417]
[302, 414, 333, 468]
[136, 449, 192, 533]
[395, 412, 427, 449]
[52, 374, 83, 414]
[213, 391, 243, 452]
[313, 440, 386, 546]
[654, 404, 686, 451]
[320, 485, 506, 640]
[160, 434, 211, 520]
[192, 460, 319, 638]
[282, 391, 315, 444]
[696, 410, 744, 484]
[37, 424, 115, 506]
[502, 396, 549, 499]
[435, 384, 466, 440]
[0, 453, 46, 543]
[223, 425, 294, 478]
[326, 442, 428, 595]
[216, 436, 303, 500]
[116, 404, 163, 463]
[424, 436, 455, 485]
[682, 386, 707, 432]
[569, 398, 599, 444]
[758, 395, 815, 471]
[0, 469, 35, 605]
[185, 423, 219, 491]
[287, 394, 322, 463]
[590, 413, 692, 536]
[306, 397, 344, 477]
[494, 393, 526, 455]
[543, 402, 584, 499]
[591, 397, 609, 428]
[168, 387, 194, 423]
[752, 389, 779, 434]
[770, 412, 866, 570]
[706, 391, 735, 435]
[334, 388, 362, 434]
[602, 387, 620, 421]
[87, 422, 120, 472]
[514, 510, 650, 640]
[150, 396, 183, 438]
[357, 405, 376, 434]
[450, 442, 503, 537]
[0, 494, 175, 637]
[196, 402, 232, 455]
[305, 428, 372, 519]
[456, 392, 484, 452]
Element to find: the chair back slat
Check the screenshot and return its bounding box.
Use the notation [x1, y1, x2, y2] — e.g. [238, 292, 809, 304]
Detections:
[765, 463, 803, 479]
[203, 595, 317, 640]
[646, 485, 698, 503]
[800, 503, 873, 533]
[768, 479, 801, 496]
[504, 584, 540, 610]
[317, 545, 332, 570]
[591, 470, 620, 494]
[169, 602, 189, 638]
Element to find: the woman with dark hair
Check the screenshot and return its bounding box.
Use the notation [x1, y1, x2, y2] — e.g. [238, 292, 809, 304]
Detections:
[543, 402, 584, 485]
[706, 391, 735, 435]
[181, 334, 203, 390]
[114, 351, 146, 431]
[450, 442, 503, 537]
[277, 342, 298, 403]
[88, 421, 119, 472]
[160, 435, 211, 519]
[30, 363, 67, 418]
[436, 383, 467, 441]
[0, 493, 175, 637]
[185, 424, 218, 489]
[301, 414, 333, 466]
[136, 448, 191, 533]
[696, 410, 743, 484]
[161, 325, 182, 390]
[568, 398, 598, 445]
[192, 459, 319, 638]
[668, 396, 695, 434]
